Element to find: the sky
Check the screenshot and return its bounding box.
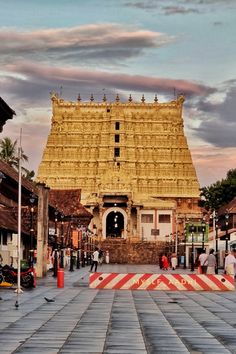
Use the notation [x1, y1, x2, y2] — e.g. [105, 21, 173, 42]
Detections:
[1, 0, 236, 187]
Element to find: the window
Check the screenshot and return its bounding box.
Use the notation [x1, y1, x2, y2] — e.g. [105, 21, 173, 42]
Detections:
[141, 214, 153, 223]
[114, 148, 120, 157]
[159, 214, 171, 223]
[115, 134, 120, 143]
[115, 122, 120, 130]
[107, 108, 110, 113]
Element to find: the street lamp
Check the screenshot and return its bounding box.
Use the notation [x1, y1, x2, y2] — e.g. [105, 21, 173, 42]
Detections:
[190, 224, 195, 272]
[29, 193, 36, 267]
[201, 219, 206, 251]
[76, 225, 81, 269]
[225, 212, 229, 253]
[69, 221, 74, 272]
[215, 215, 219, 274]
[53, 209, 58, 277]
[60, 212, 64, 268]
[183, 228, 187, 269]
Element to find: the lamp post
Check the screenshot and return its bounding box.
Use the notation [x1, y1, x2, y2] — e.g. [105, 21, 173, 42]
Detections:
[215, 216, 219, 274]
[225, 212, 229, 253]
[69, 221, 74, 272]
[183, 228, 187, 269]
[60, 213, 64, 268]
[53, 210, 58, 277]
[76, 225, 80, 269]
[190, 224, 195, 272]
[29, 194, 36, 267]
[201, 219, 206, 251]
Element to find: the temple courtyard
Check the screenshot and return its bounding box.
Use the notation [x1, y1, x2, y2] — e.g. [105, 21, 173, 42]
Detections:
[0, 264, 236, 354]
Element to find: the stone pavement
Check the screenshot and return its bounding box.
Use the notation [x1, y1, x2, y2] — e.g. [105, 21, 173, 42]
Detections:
[0, 264, 236, 354]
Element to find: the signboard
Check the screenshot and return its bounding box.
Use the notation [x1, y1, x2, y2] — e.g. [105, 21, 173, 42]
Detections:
[151, 229, 159, 236]
[72, 230, 79, 248]
[185, 223, 209, 243]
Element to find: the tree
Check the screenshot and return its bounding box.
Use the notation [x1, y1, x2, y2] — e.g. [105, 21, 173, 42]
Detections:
[0, 137, 28, 168]
[200, 168, 236, 211]
[0, 136, 34, 181]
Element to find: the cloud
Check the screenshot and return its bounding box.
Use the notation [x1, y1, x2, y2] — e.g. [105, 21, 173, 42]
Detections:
[191, 146, 236, 186]
[192, 85, 236, 147]
[3, 61, 215, 101]
[162, 6, 200, 15]
[124, 0, 236, 14]
[0, 24, 172, 65]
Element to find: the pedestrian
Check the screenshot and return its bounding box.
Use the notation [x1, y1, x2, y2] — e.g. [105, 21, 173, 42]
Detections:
[224, 249, 236, 276]
[90, 247, 99, 272]
[98, 249, 104, 265]
[195, 251, 202, 274]
[207, 249, 216, 274]
[159, 253, 163, 269]
[170, 253, 177, 270]
[199, 249, 208, 274]
[162, 253, 169, 270]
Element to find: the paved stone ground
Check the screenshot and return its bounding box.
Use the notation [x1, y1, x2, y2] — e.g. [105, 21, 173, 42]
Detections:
[0, 264, 236, 354]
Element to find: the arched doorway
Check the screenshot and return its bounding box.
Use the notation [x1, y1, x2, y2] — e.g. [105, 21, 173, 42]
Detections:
[106, 211, 124, 237]
[102, 207, 127, 239]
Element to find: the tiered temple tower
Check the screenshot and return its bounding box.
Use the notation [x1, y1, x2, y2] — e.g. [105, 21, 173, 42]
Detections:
[37, 93, 201, 241]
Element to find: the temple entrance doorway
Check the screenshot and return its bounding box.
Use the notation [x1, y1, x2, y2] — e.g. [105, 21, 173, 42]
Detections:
[106, 211, 124, 237]
[102, 207, 127, 239]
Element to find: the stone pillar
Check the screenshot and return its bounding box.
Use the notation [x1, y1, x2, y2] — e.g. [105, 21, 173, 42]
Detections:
[36, 183, 49, 277]
[126, 200, 132, 239]
[136, 207, 141, 240]
[98, 203, 103, 239]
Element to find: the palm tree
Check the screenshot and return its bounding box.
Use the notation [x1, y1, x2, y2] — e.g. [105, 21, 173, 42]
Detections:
[0, 136, 28, 168]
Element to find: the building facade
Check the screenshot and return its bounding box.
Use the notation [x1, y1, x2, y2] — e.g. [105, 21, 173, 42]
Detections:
[37, 94, 202, 242]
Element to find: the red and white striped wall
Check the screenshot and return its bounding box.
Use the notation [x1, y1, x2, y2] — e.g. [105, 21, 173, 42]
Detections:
[89, 273, 235, 291]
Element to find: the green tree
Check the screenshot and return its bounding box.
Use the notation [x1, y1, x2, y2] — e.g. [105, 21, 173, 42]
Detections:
[0, 136, 35, 180]
[200, 168, 236, 211]
[0, 137, 28, 167]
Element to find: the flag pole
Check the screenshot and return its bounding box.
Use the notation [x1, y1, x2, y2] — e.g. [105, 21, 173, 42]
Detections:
[15, 128, 23, 295]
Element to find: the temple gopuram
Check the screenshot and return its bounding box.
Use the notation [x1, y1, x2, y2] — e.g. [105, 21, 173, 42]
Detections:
[37, 93, 202, 242]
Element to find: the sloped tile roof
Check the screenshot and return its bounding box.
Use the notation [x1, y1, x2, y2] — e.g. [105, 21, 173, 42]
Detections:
[49, 189, 92, 219]
[0, 205, 29, 234]
[218, 197, 236, 215]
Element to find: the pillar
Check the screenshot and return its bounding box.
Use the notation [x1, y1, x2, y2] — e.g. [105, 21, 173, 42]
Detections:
[36, 183, 49, 277]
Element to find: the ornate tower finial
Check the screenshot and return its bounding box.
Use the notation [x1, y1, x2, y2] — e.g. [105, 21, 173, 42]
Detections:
[103, 94, 107, 102]
[128, 94, 132, 102]
[116, 94, 120, 102]
[77, 93, 81, 102]
[154, 94, 158, 103]
[141, 94, 145, 103]
[90, 94, 94, 102]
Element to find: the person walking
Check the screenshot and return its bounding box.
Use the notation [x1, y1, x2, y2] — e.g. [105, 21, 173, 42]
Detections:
[170, 253, 177, 270]
[90, 247, 99, 272]
[162, 253, 169, 271]
[207, 249, 216, 274]
[199, 249, 208, 274]
[224, 249, 236, 276]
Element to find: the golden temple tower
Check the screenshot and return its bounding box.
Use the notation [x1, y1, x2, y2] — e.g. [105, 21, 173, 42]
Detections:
[37, 93, 201, 241]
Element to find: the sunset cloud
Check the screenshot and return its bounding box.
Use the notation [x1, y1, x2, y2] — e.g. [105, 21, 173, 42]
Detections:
[0, 24, 172, 65]
[3, 61, 215, 100]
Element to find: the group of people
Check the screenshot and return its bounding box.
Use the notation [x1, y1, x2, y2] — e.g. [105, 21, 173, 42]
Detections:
[196, 248, 236, 276]
[160, 248, 236, 276]
[160, 253, 178, 271]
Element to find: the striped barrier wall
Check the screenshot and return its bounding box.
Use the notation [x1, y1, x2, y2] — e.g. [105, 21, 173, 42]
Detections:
[89, 273, 235, 291]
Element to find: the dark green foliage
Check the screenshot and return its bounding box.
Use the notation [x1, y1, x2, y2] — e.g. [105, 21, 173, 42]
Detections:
[200, 168, 236, 211]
